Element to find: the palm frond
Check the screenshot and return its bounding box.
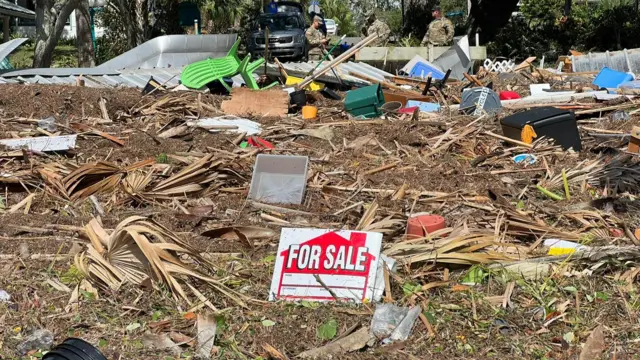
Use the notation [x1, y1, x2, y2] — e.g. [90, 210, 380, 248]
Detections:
[76, 216, 248, 308]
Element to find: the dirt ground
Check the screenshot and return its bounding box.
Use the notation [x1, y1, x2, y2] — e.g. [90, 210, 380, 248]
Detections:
[1, 84, 640, 359]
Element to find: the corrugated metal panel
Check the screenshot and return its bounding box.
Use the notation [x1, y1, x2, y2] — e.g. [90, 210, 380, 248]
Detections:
[0, 68, 183, 89]
[0, 38, 28, 64]
[268, 61, 394, 85]
[0, 0, 35, 18]
[0, 61, 393, 89]
[572, 49, 640, 73]
[97, 34, 238, 70]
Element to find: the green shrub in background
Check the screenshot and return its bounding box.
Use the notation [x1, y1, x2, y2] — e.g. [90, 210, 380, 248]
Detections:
[488, 0, 640, 60]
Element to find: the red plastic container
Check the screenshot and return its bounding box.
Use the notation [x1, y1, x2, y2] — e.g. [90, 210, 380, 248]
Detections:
[499, 91, 521, 100]
[398, 106, 419, 114]
[406, 214, 446, 237]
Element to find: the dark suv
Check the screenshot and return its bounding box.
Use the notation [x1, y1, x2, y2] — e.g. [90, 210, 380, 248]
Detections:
[247, 2, 308, 60]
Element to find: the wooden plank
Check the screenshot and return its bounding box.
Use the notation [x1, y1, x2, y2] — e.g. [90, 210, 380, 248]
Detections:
[514, 56, 536, 72]
[463, 73, 483, 87]
[629, 126, 640, 154]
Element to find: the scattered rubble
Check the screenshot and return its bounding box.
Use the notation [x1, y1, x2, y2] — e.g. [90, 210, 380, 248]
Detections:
[2, 40, 640, 359]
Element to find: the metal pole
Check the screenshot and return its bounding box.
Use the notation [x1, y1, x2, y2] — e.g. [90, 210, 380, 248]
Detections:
[90, 8, 97, 57]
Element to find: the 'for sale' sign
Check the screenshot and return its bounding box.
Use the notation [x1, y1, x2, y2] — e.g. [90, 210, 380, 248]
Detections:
[269, 228, 382, 302]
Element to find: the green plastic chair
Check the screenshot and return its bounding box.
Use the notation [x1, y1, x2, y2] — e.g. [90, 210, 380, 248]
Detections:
[181, 39, 267, 91]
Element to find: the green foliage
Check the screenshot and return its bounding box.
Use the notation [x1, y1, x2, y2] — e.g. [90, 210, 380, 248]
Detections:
[321, 0, 358, 36]
[9, 43, 77, 69]
[95, 7, 131, 64]
[156, 153, 169, 164]
[441, 0, 468, 14]
[489, 0, 640, 60]
[317, 319, 338, 340]
[398, 34, 420, 47]
[60, 265, 85, 285]
[199, 0, 251, 33]
[379, 8, 402, 36]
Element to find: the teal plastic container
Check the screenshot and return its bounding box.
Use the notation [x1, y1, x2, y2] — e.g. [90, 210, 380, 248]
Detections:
[344, 84, 385, 118]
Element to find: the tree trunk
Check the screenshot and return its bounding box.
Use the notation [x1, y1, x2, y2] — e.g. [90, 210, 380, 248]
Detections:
[134, 0, 149, 45]
[564, 0, 572, 16]
[33, 0, 80, 68]
[75, 0, 95, 67]
[113, 0, 149, 49]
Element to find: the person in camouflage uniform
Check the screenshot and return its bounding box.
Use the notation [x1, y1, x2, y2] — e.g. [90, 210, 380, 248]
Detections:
[306, 16, 328, 61]
[363, 11, 391, 47]
[421, 5, 454, 46]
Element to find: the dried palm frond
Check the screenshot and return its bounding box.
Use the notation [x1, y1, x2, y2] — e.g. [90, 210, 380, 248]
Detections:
[75, 216, 248, 308]
[122, 170, 155, 204]
[541, 155, 640, 194]
[146, 154, 224, 199]
[385, 229, 528, 266]
[477, 207, 582, 240]
[40, 159, 154, 201]
[354, 201, 405, 234]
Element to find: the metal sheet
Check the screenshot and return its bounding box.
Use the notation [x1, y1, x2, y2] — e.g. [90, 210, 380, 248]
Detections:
[97, 34, 239, 70]
[0, 0, 35, 18]
[572, 48, 640, 73]
[268, 61, 393, 86]
[0, 38, 28, 64]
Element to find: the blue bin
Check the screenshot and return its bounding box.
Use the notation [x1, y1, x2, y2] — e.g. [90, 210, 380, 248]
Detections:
[409, 62, 445, 80]
[406, 100, 440, 112]
[593, 67, 634, 89]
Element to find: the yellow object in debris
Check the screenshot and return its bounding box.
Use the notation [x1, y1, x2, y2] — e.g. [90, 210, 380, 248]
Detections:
[286, 76, 325, 91]
[521, 124, 537, 144]
[547, 248, 578, 256]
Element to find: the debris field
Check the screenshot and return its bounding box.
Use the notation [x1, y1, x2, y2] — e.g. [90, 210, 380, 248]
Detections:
[1, 73, 640, 360]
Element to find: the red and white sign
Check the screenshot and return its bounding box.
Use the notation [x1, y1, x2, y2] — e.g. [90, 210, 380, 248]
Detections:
[269, 228, 382, 302]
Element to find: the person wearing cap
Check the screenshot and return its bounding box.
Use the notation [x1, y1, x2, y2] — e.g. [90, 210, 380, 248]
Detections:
[421, 5, 454, 47]
[306, 15, 328, 61]
[308, 10, 327, 37]
[363, 11, 391, 47]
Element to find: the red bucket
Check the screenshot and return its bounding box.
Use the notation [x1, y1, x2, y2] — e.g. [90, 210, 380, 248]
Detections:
[406, 213, 446, 238]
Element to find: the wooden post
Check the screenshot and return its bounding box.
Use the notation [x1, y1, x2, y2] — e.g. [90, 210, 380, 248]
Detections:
[2, 16, 9, 43]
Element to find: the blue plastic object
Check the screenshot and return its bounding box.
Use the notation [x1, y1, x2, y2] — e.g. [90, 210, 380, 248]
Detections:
[409, 62, 446, 80]
[593, 67, 634, 89]
[619, 80, 640, 89]
[406, 100, 440, 113]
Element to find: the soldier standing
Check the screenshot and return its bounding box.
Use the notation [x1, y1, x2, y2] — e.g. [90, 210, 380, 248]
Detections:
[306, 16, 328, 61]
[421, 5, 454, 47]
[363, 11, 391, 47]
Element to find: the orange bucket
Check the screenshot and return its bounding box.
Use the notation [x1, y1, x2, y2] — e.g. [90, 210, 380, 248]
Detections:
[406, 213, 446, 238]
[302, 105, 318, 120]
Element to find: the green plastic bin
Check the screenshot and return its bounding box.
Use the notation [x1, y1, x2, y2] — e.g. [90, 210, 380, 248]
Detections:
[344, 84, 385, 119]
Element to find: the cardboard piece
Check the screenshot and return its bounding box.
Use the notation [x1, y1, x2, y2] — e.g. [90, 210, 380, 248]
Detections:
[628, 126, 640, 153]
[221, 88, 289, 118]
[269, 228, 383, 302]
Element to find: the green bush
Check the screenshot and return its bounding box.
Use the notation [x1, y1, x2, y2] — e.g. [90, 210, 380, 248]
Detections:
[488, 0, 640, 60]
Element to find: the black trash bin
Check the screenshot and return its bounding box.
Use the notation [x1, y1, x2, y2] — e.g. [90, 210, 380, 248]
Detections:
[500, 107, 582, 151]
[43, 338, 108, 360]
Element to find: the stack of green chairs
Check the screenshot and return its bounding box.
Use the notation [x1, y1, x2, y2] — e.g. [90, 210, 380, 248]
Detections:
[181, 39, 274, 91]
